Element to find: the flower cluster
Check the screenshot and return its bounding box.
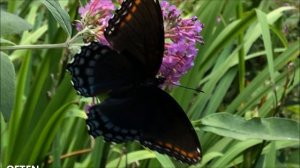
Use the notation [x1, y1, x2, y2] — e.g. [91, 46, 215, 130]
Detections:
[159, 1, 204, 85]
[76, 0, 204, 86]
[76, 0, 114, 44]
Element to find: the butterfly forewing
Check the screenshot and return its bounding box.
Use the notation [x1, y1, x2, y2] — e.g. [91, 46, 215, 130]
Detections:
[105, 0, 164, 77]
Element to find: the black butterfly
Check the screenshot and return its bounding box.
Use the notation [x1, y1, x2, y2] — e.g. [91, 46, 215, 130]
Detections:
[67, 0, 201, 164]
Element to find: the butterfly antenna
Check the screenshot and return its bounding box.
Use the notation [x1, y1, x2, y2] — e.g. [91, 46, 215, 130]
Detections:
[172, 83, 204, 93]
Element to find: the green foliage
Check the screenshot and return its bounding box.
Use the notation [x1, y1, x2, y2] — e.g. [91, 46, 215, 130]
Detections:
[40, 0, 72, 37]
[0, 10, 32, 35]
[0, 0, 299, 168]
[201, 113, 299, 141]
[0, 52, 16, 121]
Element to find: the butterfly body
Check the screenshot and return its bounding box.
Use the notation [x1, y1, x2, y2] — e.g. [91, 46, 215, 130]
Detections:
[67, 0, 201, 164]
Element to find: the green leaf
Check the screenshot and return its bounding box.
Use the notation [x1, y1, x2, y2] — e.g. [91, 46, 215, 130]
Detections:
[198, 152, 223, 167]
[154, 152, 175, 168]
[256, 9, 275, 84]
[65, 108, 87, 119]
[3, 51, 32, 165]
[211, 139, 262, 167]
[263, 140, 299, 154]
[201, 113, 300, 141]
[106, 150, 156, 167]
[0, 52, 16, 121]
[269, 25, 289, 48]
[203, 10, 256, 68]
[0, 10, 32, 35]
[0, 38, 16, 45]
[226, 42, 299, 114]
[263, 141, 276, 168]
[41, 0, 72, 37]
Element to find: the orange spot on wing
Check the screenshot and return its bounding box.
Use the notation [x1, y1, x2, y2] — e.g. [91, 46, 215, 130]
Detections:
[119, 0, 141, 28]
[120, 13, 132, 27]
[135, 0, 141, 5]
[157, 141, 163, 145]
[125, 14, 132, 21]
[157, 141, 200, 160]
[188, 152, 195, 158]
[174, 147, 180, 152]
[131, 5, 137, 13]
[120, 22, 126, 28]
[165, 143, 173, 149]
[180, 150, 188, 156]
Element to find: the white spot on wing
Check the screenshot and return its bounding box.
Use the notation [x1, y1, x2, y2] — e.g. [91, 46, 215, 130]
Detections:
[85, 68, 94, 75]
[89, 60, 97, 67]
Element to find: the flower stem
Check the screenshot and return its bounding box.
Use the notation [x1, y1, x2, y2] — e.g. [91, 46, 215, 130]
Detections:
[0, 27, 91, 51]
[0, 43, 67, 51]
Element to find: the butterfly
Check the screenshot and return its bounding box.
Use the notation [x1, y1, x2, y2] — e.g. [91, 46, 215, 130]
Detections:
[67, 0, 201, 165]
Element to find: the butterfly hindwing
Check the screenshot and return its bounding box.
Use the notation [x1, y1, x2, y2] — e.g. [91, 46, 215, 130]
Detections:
[86, 86, 201, 164]
[66, 42, 141, 96]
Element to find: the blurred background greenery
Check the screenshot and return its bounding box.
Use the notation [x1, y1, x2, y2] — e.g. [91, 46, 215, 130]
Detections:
[0, 0, 299, 167]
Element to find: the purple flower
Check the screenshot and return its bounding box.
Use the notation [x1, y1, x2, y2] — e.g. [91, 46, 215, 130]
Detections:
[76, 0, 115, 44]
[159, 1, 204, 86]
[76, 0, 204, 86]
